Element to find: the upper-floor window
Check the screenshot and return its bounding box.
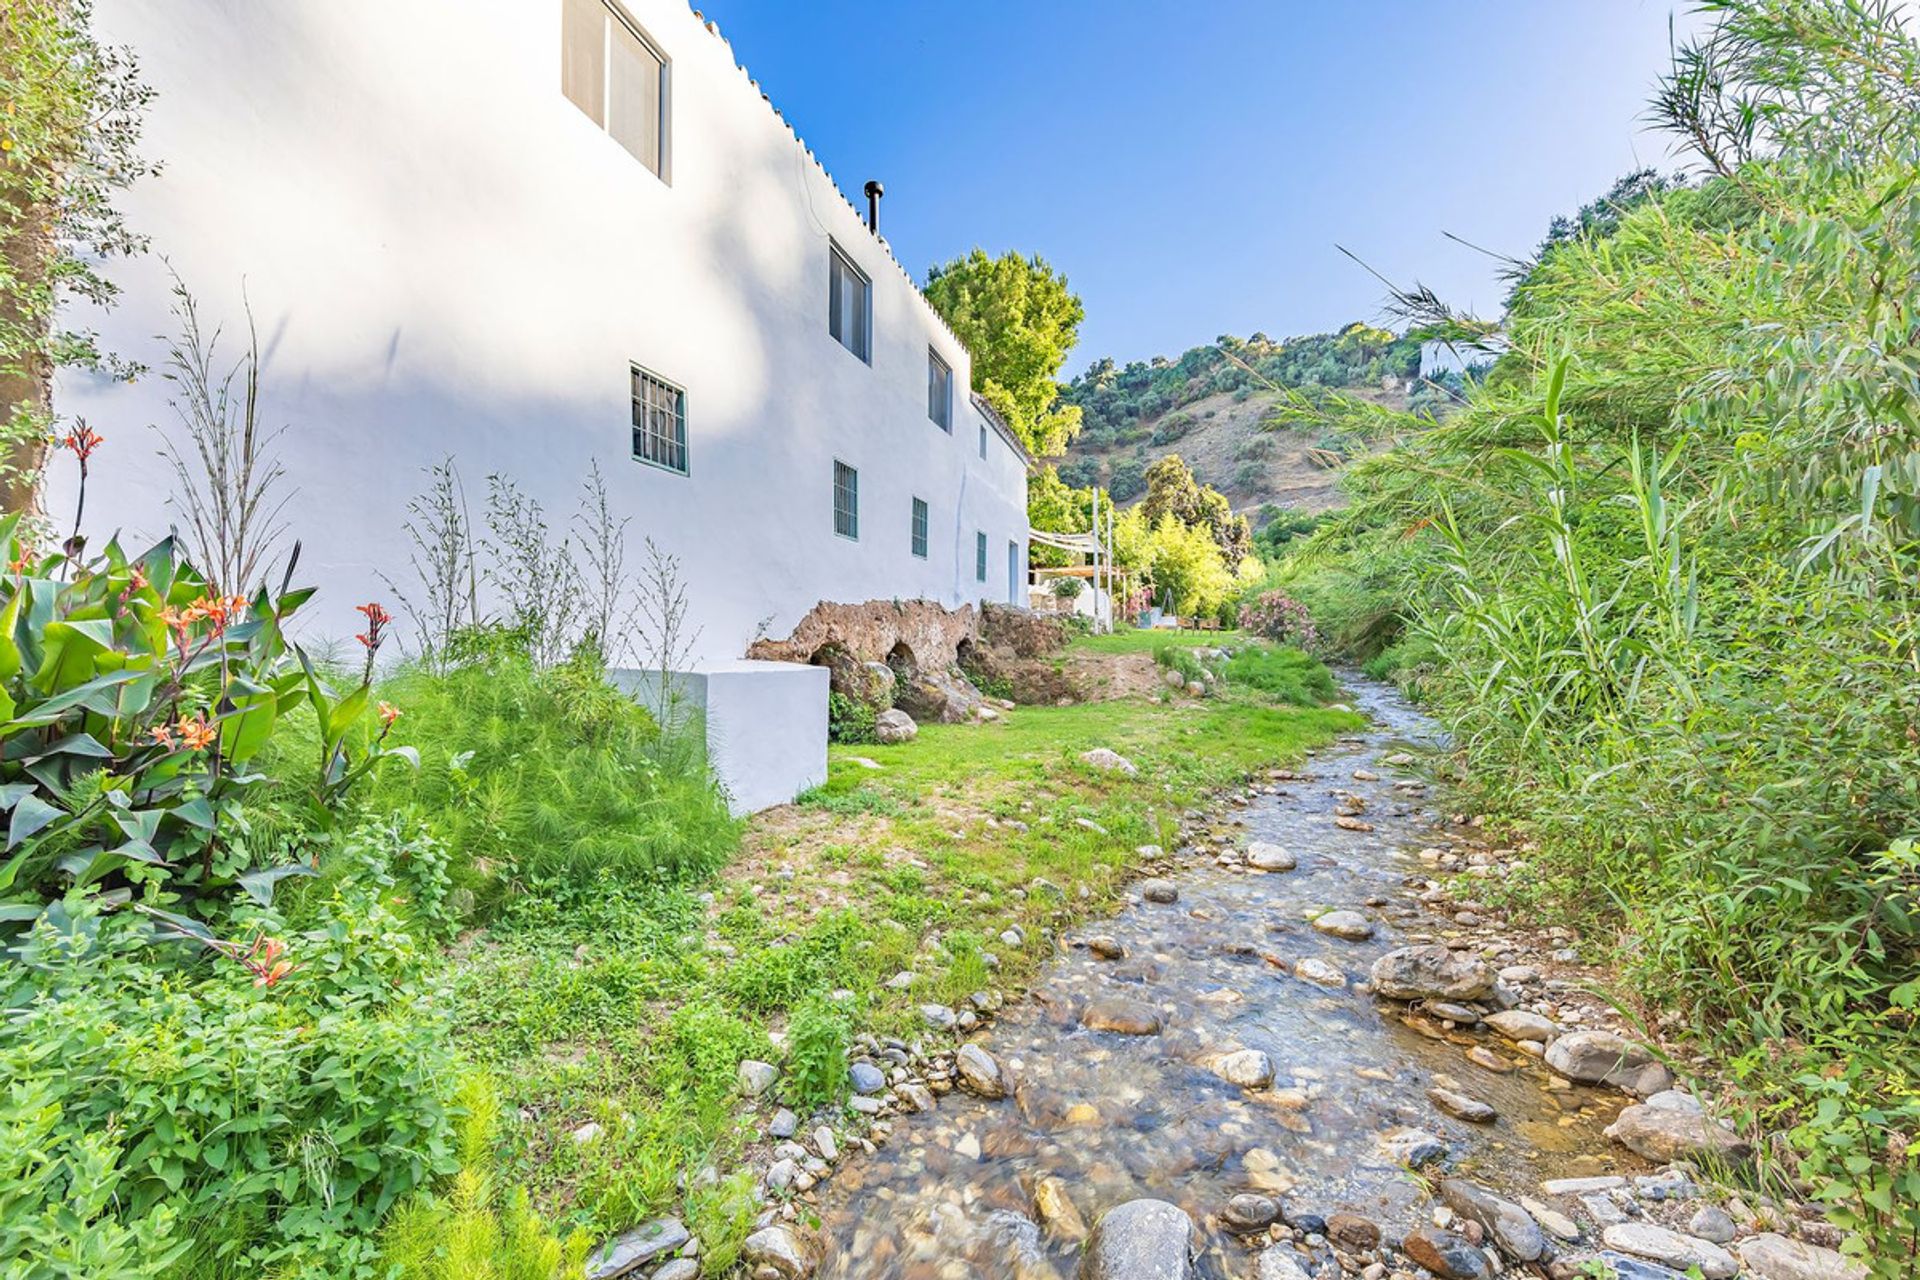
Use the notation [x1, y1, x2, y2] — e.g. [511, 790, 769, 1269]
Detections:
[828, 243, 871, 363]
[978, 423, 988, 459]
[562, 0, 668, 179]
[975, 530, 988, 582]
[911, 497, 929, 558]
[631, 364, 687, 474]
[833, 460, 860, 539]
[928, 350, 952, 430]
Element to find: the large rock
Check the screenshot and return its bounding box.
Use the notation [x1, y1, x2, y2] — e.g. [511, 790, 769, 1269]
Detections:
[1080, 748, 1138, 774]
[586, 1218, 691, 1279]
[1368, 945, 1496, 1002]
[1401, 1226, 1492, 1279]
[742, 1225, 819, 1278]
[1601, 1223, 1737, 1279]
[1312, 910, 1375, 941]
[737, 1060, 778, 1097]
[1545, 1030, 1670, 1093]
[1484, 1009, 1555, 1042]
[1078, 1199, 1194, 1280]
[1439, 1179, 1545, 1262]
[956, 1043, 1009, 1098]
[819, 649, 895, 709]
[897, 667, 986, 724]
[874, 707, 918, 744]
[1604, 1092, 1751, 1164]
[1246, 842, 1297, 872]
[1255, 1247, 1313, 1280]
[1081, 999, 1164, 1036]
[1736, 1233, 1869, 1280]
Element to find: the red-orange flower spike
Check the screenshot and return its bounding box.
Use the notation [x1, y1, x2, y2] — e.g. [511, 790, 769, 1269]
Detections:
[378, 701, 402, 727]
[150, 724, 176, 749]
[176, 714, 217, 751]
[60, 424, 104, 462]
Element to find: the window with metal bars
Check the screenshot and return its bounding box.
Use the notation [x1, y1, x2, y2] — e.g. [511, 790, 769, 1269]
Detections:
[911, 497, 928, 558]
[834, 461, 859, 539]
[630, 365, 687, 474]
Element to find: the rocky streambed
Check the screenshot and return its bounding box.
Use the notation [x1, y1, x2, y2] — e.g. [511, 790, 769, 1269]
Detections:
[598, 677, 1869, 1280]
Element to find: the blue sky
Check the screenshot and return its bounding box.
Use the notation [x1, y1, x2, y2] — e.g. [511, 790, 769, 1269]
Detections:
[701, 2, 1707, 374]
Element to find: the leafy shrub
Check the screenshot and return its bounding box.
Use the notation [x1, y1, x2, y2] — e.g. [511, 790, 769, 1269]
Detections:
[783, 993, 852, 1111]
[1107, 458, 1147, 501]
[0, 515, 401, 925]
[1241, 590, 1319, 649]
[2, 886, 459, 1277]
[1050, 577, 1084, 599]
[1148, 412, 1192, 446]
[337, 653, 738, 890]
[1152, 645, 1205, 686]
[827, 691, 878, 745]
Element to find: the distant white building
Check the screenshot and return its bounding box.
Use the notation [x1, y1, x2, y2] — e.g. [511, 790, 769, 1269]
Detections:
[54, 0, 1032, 658]
[50, 0, 1035, 810]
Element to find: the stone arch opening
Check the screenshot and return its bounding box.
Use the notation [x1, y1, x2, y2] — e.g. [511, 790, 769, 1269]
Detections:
[884, 641, 919, 685]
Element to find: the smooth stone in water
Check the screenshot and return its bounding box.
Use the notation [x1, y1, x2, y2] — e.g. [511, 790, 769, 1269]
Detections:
[1140, 879, 1179, 904]
[1601, 1223, 1738, 1279]
[1255, 1247, 1312, 1280]
[1086, 935, 1127, 960]
[1246, 842, 1297, 872]
[1035, 1175, 1090, 1243]
[1428, 1085, 1498, 1124]
[1209, 1048, 1275, 1089]
[1081, 998, 1165, 1036]
[1312, 909, 1375, 940]
[1292, 956, 1347, 988]
[1221, 1193, 1278, 1233]
[1378, 1126, 1448, 1168]
[1484, 1009, 1554, 1042]
[1326, 1212, 1381, 1250]
[1078, 1198, 1194, 1280]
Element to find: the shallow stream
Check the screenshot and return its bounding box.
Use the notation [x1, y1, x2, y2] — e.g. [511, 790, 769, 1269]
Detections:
[812, 677, 1640, 1278]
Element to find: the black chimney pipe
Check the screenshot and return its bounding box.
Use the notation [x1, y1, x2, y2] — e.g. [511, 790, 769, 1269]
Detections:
[863, 179, 884, 234]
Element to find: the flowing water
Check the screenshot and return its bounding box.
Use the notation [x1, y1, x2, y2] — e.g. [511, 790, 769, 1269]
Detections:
[812, 677, 1643, 1279]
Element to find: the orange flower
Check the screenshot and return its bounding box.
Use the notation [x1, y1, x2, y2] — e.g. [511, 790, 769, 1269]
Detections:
[60, 424, 104, 462]
[175, 714, 217, 751]
[378, 701, 402, 727]
[127, 565, 149, 591]
[6, 550, 30, 575]
[256, 959, 296, 988]
[356, 602, 392, 627]
[150, 724, 177, 749]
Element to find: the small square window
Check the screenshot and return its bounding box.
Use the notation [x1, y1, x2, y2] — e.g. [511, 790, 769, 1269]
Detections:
[833, 460, 859, 539]
[911, 497, 929, 558]
[978, 423, 988, 459]
[975, 530, 988, 582]
[928, 350, 952, 431]
[630, 365, 687, 474]
[828, 244, 871, 362]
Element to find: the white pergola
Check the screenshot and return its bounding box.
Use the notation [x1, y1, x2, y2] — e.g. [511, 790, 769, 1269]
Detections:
[1028, 489, 1129, 632]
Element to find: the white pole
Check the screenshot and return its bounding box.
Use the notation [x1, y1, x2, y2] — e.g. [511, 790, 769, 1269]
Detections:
[1090, 486, 1103, 631]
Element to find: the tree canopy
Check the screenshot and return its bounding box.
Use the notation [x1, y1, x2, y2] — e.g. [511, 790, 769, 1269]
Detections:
[924, 249, 1084, 457]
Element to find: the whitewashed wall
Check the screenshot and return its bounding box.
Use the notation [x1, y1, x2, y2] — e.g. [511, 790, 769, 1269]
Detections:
[49, 0, 1031, 665]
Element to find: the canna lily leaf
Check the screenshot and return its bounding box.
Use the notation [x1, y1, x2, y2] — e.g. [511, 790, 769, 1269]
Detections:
[236, 862, 319, 906]
[7, 794, 64, 849]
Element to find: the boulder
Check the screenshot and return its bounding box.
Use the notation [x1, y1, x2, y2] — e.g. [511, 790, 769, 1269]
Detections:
[1246, 842, 1297, 872]
[1601, 1223, 1737, 1279]
[956, 1043, 1009, 1098]
[1401, 1226, 1492, 1280]
[585, 1220, 691, 1279]
[737, 1060, 778, 1098]
[1078, 1199, 1194, 1280]
[1368, 945, 1496, 1002]
[1736, 1233, 1869, 1280]
[1604, 1093, 1751, 1165]
[742, 1225, 819, 1279]
[1086, 935, 1127, 960]
[820, 650, 895, 710]
[898, 667, 986, 724]
[1081, 999, 1164, 1036]
[874, 707, 918, 744]
[1545, 1030, 1670, 1094]
[1080, 748, 1138, 774]
[1439, 1179, 1545, 1262]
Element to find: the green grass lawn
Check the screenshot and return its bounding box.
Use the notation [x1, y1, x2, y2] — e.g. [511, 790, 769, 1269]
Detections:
[1070, 625, 1253, 654]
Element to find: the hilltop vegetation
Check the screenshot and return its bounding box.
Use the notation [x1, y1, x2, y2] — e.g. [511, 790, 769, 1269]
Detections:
[1282, 1, 1920, 1267]
[1055, 325, 1434, 512]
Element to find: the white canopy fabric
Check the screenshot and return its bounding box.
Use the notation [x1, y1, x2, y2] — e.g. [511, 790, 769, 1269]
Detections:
[1027, 528, 1102, 553]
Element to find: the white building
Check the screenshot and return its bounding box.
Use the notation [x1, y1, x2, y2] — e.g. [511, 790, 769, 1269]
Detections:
[50, 0, 1035, 810]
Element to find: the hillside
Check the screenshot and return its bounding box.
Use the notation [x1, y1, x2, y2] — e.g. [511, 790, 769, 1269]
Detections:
[1057, 325, 1433, 517]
